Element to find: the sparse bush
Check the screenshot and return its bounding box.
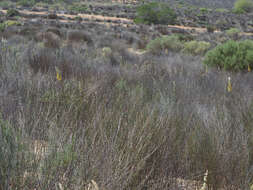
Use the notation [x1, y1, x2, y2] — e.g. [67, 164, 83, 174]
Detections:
[67, 30, 93, 45]
[102, 47, 112, 57]
[146, 35, 182, 54]
[226, 27, 241, 39]
[18, 0, 35, 7]
[233, 0, 253, 13]
[6, 9, 20, 17]
[43, 31, 61, 48]
[215, 8, 229, 13]
[69, 4, 88, 13]
[4, 20, 22, 27]
[175, 33, 194, 42]
[203, 40, 253, 70]
[183, 40, 211, 55]
[0, 23, 5, 32]
[199, 7, 209, 13]
[215, 19, 229, 31]
[206, 25, 216, 33]
[28, 48, 55, 73]
[134, 2, 177, 25]
[0, 20, 22, 32]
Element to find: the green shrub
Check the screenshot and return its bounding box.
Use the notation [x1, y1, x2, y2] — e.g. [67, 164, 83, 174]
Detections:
[0, 23, 5, 32]
[226, 27, 241, 39]
[233, 0, 253, 13]
[215, 8, 229, 13]
[203, 40, 253, 71]
[146, 35, 183, 54]
[215, 18, 229, 31]
[134, 2, 177, 25]
[175, 33, 194, 42]
[18, 0, 35, 7]
[183, 41, 211, 55]
[69, 4, 88, 13]
[0, 20, 22, 32]
[0, 20, 21, 32]
[4, 20, 22, 27]
[206, 25, 216, 33]
[199, 7, 210, 13]
[6, 9, 20, 17]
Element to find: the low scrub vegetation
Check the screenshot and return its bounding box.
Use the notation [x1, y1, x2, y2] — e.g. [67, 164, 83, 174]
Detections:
[6, 8, 20, 17]
[146, 35, 183, 54]
[68, 4, 88, 13]
[146, 35, 210, 56]
[1, 1, 253, 189]
[203, 40, 253, 71]
[18, 0, 36, 7]
[134, 2, 177, 25]
[1, 35, 253, 189]
[183, 40, 211, 55]
[226, 27, 241, 39]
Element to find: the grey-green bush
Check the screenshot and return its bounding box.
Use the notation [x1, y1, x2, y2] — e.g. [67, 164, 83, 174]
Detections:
[183, 40, 211, 55]
[146, 35, 182, 55]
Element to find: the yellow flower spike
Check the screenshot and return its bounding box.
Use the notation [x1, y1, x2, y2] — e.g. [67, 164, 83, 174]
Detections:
[248, 64, 251, 72]
[227, 76, 232, 92]
[205, 65, 208, 73]
[55, 66, 62, 81]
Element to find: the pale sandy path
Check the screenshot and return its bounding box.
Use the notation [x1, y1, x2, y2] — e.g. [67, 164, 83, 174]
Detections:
[1, 9, 253, 36]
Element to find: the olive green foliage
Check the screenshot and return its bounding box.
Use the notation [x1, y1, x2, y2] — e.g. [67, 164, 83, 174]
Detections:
[69, 4, 88, 13]
[203, 40, 253, 71]
[134, 2, 177, 25]
[233, 0, 253, 13]
[176, 33, 194, 42]
[206, 25, 216, 33]
[199, 7, 210, 13]
[215, 8, 229, 13]
[183, 41, 211, 55]
[18, 0, 35, 7]
[226, 28, 240, 39]
[146, 35, 183, 54]
[0, 23, 5, 32]
[0, 1, 11, 8]
[0, 20, 22, 32]
[6, 9, 20, 17]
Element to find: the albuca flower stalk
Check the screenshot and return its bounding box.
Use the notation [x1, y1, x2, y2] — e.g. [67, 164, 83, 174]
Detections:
[227, 77, 232, 92]
[200, 170, 208, 190]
